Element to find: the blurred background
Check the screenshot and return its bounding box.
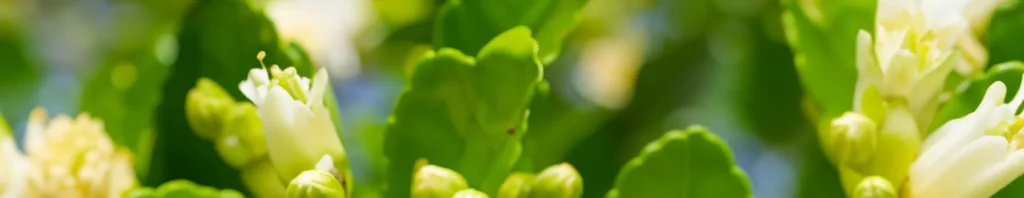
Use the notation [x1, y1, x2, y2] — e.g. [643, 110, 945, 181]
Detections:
[0, 0, 822, 197]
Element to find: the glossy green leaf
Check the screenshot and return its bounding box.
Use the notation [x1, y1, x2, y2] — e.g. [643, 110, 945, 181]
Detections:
[434, 0, 586, 64]
[930, 61, 1024, 131]
[130, 180, 244, 198]
[606, 126, 751, 198]
[385, 26, 543, 197]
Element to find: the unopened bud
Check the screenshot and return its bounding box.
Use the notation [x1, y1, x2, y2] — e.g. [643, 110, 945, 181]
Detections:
[286, 170, 346, 198]
[412, 161, 469, 198]
[186, 78, 235, 139]
[526, 163, 583, 198]
[498, 173, 535, 198]
[830, 112, 878, 169]
[853, 176, 896, 198]
[453, 189, 489, 198]
[215, 102, 267, 168]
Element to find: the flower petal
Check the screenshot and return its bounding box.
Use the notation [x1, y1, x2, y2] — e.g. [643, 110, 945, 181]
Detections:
[241, 68, 271, 106]
[309, 68, 329, 109]
[912, 136, 1007, 198]
[963, 147, 1024, 197]
[260, 85, 343, 181]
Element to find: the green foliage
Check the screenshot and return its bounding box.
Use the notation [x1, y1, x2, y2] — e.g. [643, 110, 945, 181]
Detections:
[434, 0, 587, 64]
[130, 180, 244, 198]
[781, 0, 875, 117]
[795, 132, 845, 198]
[930, 61, 1024, 131]
[517, 87, 612, 172]
[606, 126, 751, 198]
[77, 0, 193, 182]
[988, 0, 1024, 67]
[385, 26, 543, 196]
[0, 21, 41, 128]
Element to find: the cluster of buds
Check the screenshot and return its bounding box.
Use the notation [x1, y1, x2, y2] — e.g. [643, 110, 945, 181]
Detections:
[411, 159, 583, 198]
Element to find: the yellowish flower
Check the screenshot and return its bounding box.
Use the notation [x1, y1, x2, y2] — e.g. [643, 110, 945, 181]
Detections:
[239, 53, 349, 192]
[909, 77, 1024, 198]
[0, 114, 27, 198]
[22, 107, 137, 198]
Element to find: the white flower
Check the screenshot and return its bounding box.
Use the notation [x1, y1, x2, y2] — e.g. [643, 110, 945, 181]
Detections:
[909, 75, 1024, 198]
[0, 115, 27, 198]
[21, 107, 137, 198]
[854, 0, 970, 128]
[239, 59, 345, 183]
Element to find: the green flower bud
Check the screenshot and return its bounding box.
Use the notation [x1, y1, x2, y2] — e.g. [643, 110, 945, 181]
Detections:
[215, 102, 268, 168]
[412, 162, 469, 198]
[526, 163, 582, 198]
[865, 104, 920, 191]
[835, 104, 922, 194]
[829, 112, 878, 169]
[186, 78, 236, 139]
[453, 189, 489, 198]
[498, 173, 535, 198]
[286, 170, 346, 198]
[853, 176, 896, 198]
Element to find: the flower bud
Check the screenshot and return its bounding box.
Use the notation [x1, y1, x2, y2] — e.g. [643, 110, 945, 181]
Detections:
[526, 163, 583, 198]
[286, 170, 346, 198]
[853, 176, 896, 198]
[868, 104, 920, 188]
[829, 112, 878, 169]
[453, 189, 489, 198]
[215, 102, 267, 168]
[186, 78, 236, 139]
[412, 162, 469, 198]
[498, 173, 535, 198]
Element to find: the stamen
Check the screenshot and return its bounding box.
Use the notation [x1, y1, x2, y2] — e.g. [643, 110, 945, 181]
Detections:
[256, 51, 267, 69]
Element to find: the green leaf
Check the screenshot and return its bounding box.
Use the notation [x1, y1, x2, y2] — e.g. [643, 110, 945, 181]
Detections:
[385, 26, 543, 197]
[606, 126, 751, 198]
[781, 0, 875, 117]
[987, 0, 1024, 67]
[434, 0, 586, 64]
[130, 180, 244, 198]
[930, 61, 1024, 131]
